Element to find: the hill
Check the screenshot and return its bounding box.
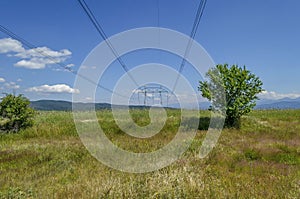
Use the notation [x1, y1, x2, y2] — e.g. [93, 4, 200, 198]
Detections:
[30, 100, 121, 111]
[30, 97, 300, 111]
[30, 100, 152, 111]
[256, 97, 300, 109]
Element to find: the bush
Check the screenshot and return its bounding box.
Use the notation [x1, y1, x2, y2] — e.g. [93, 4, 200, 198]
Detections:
[0, 94, 35, 132]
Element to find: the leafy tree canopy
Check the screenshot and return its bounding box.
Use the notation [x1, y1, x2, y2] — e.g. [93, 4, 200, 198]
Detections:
[0, 94, 35, 132]
[199, 64, 263, 128]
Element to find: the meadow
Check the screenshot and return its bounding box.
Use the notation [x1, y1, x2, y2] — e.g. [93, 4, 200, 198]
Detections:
[0, 109, 299, 198]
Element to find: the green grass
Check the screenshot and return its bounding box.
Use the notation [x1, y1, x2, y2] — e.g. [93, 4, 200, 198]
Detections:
[0, 109, 299, 198]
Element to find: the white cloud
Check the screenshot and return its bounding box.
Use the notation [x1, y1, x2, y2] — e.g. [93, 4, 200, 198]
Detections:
[17, 78, 22, 82]
[26, 84, 80, 94]
[15, 47, 71, 59]
[0, 38, 72, 69]
[14, 59, 46, 69]
[0, 38, 24, 53]
[14, 56, 69, 69]
[4, 82, 20, 89]
[258, 90, 300, 100]
[14, 53, 70, 69]
[66, 64, 74, 68]
[0, 77, 5, 82]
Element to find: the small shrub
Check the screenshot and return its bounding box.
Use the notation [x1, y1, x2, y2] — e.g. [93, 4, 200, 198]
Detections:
[0, 94, 35, 133]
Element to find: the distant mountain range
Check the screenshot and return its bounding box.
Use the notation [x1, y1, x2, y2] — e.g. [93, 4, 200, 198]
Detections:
[30, 97, 300, 111]
[30, 100, 111, 111]
[255, 97, 300, 109]
[30, 100, 151, 111]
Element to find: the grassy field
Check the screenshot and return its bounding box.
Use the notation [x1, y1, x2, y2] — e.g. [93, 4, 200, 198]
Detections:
[0, 109, 299, 198]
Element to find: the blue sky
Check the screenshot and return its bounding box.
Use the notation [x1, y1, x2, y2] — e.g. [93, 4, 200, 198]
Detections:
[0, 0, 300, 103]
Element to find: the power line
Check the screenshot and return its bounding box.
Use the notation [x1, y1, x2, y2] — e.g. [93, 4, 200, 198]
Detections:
[172, 0, 207, 92]
[77, 0, 207, 95]
[157, 0, 161, 63]
[77, 0, 139, 87]
[0, 24, 127, 99]
[1, 0, 208, 102]
[0, 25, 73, 73]
[157, 0, 160, 28]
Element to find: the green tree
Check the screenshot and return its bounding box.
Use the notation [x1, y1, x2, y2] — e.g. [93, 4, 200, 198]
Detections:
[0, 94, 35, 132]
[199, 64, 263, 128]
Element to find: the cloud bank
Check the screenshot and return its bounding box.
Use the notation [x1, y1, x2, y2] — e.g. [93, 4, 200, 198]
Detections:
[26, 84, 79, 94]
[0, 38, 72, 69]
[258, 90, 300, 100]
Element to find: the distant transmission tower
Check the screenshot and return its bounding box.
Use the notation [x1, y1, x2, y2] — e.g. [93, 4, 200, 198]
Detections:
[132, 84, 170, 107]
